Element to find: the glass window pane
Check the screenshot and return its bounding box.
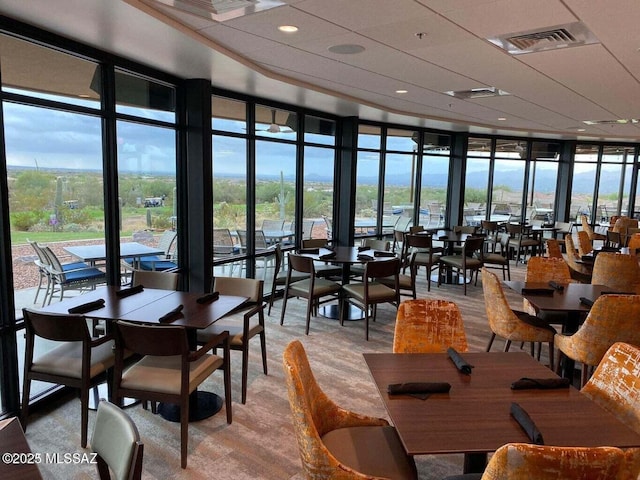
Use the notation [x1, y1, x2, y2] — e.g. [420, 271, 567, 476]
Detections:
[419, 154, 449, 228]
[599, 146, 634, 218]
[212, 96, 246, 133]
[303, 146, 334, 240]
[115, 70, 175, 122]
[467, 137, 492, 157]
[528, 161, 558, 222]
[570, 146, 598, 223]
[492, 158, 525, 223]
[304, 115, 335, 145]
[256, 106, 296, 140]
[386, 128, 418, 152]
[356, 151, 380, 237]
[358, 125, 381, 150]
[378, 153, 415, 236]
[423, 133, 450, 155]
[0, 33, 100, 109]
[464, 158, 489, 221]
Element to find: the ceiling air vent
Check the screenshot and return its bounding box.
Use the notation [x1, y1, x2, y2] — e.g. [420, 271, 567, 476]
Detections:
[445, 87, 510, 100]
[488, 22, 599, 55]
[147, 0, 285, 22]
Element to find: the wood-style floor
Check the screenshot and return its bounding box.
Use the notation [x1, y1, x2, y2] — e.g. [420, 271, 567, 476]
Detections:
[24, 261, 539, 479]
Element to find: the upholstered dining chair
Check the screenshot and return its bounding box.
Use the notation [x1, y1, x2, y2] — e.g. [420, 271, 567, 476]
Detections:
[581, 214, 607, 244]
[267, 244, 308, 315]
[581, 342, 640, 480]
[591, 252, 640, 293]
[628, 233, 640, 255]
[197, 276, 267, 404]
[282, 340, 418, 480]
[482, 232, 511, 281]
[438, 236, 485, 295]
[481, 268, 556, 369]
[113, 321, 231, 468]
[545, 238, 563, 258]
[576, 230, 593, 257]
[393, 299, 468, 354]
[21, 308, 115, 448]
[350, 238, 391, 278]
[555, 294, 640, 388]
[301, 238, 342, 278]
[91, 400, 144, 480]
[479, 443, 626, 480]
[404, 233, 442, 290]
[280, 253, 342, 335]
[131, 269, 179, 290]
[342, 258, 400, 341]
[564, 234, 592, 283]
[136, 229, 177, 271]
[506, 223, 540, 265]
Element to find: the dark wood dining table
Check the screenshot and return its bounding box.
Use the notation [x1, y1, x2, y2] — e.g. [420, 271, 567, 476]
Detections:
[38, 286, 247, 421]
[0, 417, 43, 480]
[364, 351, 640, 474]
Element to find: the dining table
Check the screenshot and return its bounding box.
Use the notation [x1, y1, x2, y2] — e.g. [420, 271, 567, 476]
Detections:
[38, 285, 247, 422]
[63, 242, 165, 268]
[364, 351, 640, 474]
[0, 417, 43, 480]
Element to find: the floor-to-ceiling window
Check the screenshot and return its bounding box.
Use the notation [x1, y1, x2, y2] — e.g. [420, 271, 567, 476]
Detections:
[420, 133, 450, 229]
[599, 145, 634, 219]
[492, 140, 526, 222]
[528, 142, 560, 223]
[465, 138, 492, 224]
[356, 125, 383, 235]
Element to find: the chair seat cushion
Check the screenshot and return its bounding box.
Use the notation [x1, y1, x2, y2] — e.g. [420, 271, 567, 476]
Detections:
[62, 267, 106, 283]
[139, 259, 177, 271]
[121, 353, 223, 395]
[439, 256, 482, 269]
[379, 274, 411, 290]
[196, 315, 262, 346]
[275, 270, 308, 286]
[413, 252, 440, 266]
[289, 278, 341, 296]
[483, 253, 508, 264]
[322, 425, 417, 480]
[32, 339, 115, 379]
[343, 282, 396, 302]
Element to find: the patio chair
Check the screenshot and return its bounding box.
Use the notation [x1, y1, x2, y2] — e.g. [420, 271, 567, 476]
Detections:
[123, 229, 177, 272]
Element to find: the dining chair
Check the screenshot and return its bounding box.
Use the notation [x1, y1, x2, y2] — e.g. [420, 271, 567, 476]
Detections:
[482, 232, 511, 280]
[21, 308, 115, 448]
[267, 244, 308, 315]
[405, 233, 442, 290]
[564, 234, 592, 283]
[393, 299, 468, 353]
[555, 294, 640, 387]
[606, 229, 622, 249]
[129, 230, 177, 271]
[301, 238, 342, 278]
[506, 223, 540, 265]
[479, 443, 626, 480]
[27, 239, 56, 305]
[576, 230, 593, 257]
[612, 216, 638, 246]
[91, 400, 144, 480]
[282, 340, 418, 480]
[581, 214, 606, 244]
[581, 342, 640, 479]
[350, 238, 391, 278]
[481, 220, 500, 253]
[481, 268, 556, 369]
[197, 276, 266, 404]
[40, 245, 107, 305]
[113, 320, 231, 468]
[544, 238, 563, 258]
[628, 233, 640, 255]
[342, 258, 400, 340]
[261, 219, 285, 231]
[131, 269, 179, 290]
[591, 252, 640, 293]
[279, 253, 342, 335]
[438, 236, 485, 295]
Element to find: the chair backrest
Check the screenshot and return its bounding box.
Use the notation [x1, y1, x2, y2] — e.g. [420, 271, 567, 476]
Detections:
[591, 252, 640, 291]
[628, 233, 640, 255]
[288, 253, 316, 275]
[545, 239, 563, 258]
[40, 245, 66, 274]
[282, 340, 354, 477]
[564, 234, 580, 261]
[480, 443, 625, 480]
[581, 214, 594, 236]
[362, 238, 390, 251]
[364, 257, 400, 280]
[463, 236, 485, 258]
[581, 342, 640, 436]
[393, 299, 468, 353]
[156, 230, 177, 256]
[576, 230, 593, 257]
[28, 239, 50, 267]
[394, 216, 412, 232]
[302, 238, 327, 249]
[405, 233, 433, 250]
[525, 257, 572, 283]
[262, 219, 285, 231]
[254, 230, 269, 249]
[91, 400, 143, 480]
[481, 268, 526, 338]
[213, 276, 263, 303]
[115, 321, 189, 358]
[454, 225, 477, 235]
[408, 225, 424, 234]
[131, 270, 179, 290]
[213, 228, 236, 255]
[481, 220, 499, 234]
[299, 220, 315, 240]
[237, 230, 249, 249]
[567, 294, 640, 366]
[22, 308, 89, 343]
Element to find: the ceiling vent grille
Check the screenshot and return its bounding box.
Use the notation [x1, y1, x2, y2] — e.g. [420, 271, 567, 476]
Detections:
[146, 0, 284, 22]
[488, 22, 599, 55]
[445, 87, 510, 100]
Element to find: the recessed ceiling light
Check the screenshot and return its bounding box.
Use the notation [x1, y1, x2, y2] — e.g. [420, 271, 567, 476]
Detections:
[395, 89, 408, 94]
[278, 25, 298, 33]
[577, 128, 586, 132]
[327, 44, 365, 54]
[498, 117, 507, 121]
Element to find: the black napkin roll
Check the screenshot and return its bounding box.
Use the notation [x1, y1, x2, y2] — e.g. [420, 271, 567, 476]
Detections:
[447, 347, 473, 375]
[511, 377, 571, 390]
[521, 287, 554, 295]
[374, 251, 396, 257]
[197, 292, 219, 304]
[511, 402, 544, 445]
[548, 281, 564, 291]
[439, 235, 448, 240]
[358, 245, 371, 252]
[158, 304, 184, 323]
[298, 248, 320, 254]
[116, 284, 144, 298]
[319, 252, 337, 260]
[357, 254, 374, 261]
[68, 298, 105, 314]
[579, 296, 594, 307]
[387, 382, 451, 395]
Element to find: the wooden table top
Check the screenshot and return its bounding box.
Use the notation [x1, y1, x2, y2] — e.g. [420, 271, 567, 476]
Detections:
[363, 352, 640, 456]
[0, 417, 43, 480]
[38, 286, 247, 329]
[299, 245, 396, 264]
[504, 281, 622, 313]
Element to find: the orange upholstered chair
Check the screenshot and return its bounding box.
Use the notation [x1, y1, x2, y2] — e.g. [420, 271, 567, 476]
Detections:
[523, 256, 573, 316]
[564, 234, 592, 283]
[581, 342, 640, 480]
[628, 233, 640, 256]
[576, 230, 593, 257]
[545, 238, 563, 259]
[393, 299, 468, 353]
[282, 340, 418, 480]
[591, 252, 640, 292]
[480, 443, 626, 480]
[613, 216, 639, 246]
[481, 268, 555, 369]
[555, 294, 640, 387]
[581, 214, 606, 243]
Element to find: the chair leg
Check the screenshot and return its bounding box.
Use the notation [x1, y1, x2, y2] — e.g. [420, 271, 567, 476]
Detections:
[180, 398, 189, 469]
[241, 345, 249, 405]
[20, 377, 31, 432]
[305, 298, 313, 335]
[279, 290, 289, 326]
[504, 340, 512, 352]
[485, 333, 496, 352]
[80, 386, 89, 448]
[364, 303, 370, 341]
[548, 341, 555, 371]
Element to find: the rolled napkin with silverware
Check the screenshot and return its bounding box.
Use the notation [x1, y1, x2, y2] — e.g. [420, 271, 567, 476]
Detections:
[447, 347, 473, 375]
[68, 298, 105, 314]
[357, 253, 374, 261]
[374, 251, 396, 257]
[319, 251, 337, 260]
[298, 248, 320, 254]
[388, 382, 451, 395]
[511, 377, 571, 390]
[116, 284, 144, 298]
[158, 304, 184, 323]
[579, 296, 594, 307]
[358, 245, 371, 252]
[521, 287, 554, 295]
[197, 291, 219, 304]
[510, 402, 544, 445]
[548, 281, 564, 291]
